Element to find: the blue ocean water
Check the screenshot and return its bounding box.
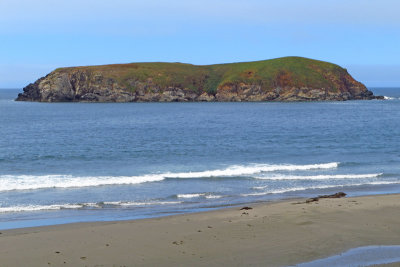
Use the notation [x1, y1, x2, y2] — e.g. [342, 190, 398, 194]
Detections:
[0, 88, 399, 229]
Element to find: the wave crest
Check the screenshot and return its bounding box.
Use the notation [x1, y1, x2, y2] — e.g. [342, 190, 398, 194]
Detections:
[0, 201, 182, 213]
[255, 173, 382, 180]
[165, 162, 339, 179]
[242, 181, 400, 196]
[0, 162, 339, 192]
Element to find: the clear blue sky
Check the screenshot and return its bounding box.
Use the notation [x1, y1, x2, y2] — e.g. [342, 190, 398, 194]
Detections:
[1, 0, 399, 88]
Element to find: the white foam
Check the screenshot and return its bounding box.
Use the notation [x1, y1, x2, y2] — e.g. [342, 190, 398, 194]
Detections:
[103, 201, 182, 206]
[241, 181, 400, 196]
[0, 174, 165, 192]
[176, 193, 223, 199]
[252, 185, 269, 190]
[255, 173, 382, 180]
[165, 162, 339, 178]
[177, 193, 205, 198]
[0, 162, 339, 192]
[0, 201, 182, 213]
[384, 96, 395, 100]
[241, 186, 331, 196]
[81, 202, 100, 208]
[241, 192, 273, 196]
[205, 195, 223, 199]
[0, 204, 83, 213]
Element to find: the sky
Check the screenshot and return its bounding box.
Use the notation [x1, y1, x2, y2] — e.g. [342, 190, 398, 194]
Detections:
[1, 0, 399, 88]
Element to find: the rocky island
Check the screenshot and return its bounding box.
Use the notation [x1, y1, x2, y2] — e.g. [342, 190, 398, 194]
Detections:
[16, 57, 382, 102]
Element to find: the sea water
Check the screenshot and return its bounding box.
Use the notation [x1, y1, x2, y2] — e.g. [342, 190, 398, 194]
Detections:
[0, 88, 399, 229]
[296, 245, 400, 267]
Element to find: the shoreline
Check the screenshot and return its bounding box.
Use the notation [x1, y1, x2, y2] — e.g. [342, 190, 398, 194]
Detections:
[1, 194, 400, 266]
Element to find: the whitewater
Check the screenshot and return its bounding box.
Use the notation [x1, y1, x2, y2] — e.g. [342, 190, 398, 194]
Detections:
[0, 162, 340, 192]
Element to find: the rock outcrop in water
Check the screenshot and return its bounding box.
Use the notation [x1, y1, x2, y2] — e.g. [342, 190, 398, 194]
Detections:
[16, 57, 382, 102]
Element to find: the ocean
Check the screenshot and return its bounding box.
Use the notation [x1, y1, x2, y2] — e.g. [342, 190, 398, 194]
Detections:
[0, 88, 399, 230]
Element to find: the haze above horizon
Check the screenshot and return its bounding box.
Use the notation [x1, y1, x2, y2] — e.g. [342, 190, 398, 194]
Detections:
[1, 0, 399, 88]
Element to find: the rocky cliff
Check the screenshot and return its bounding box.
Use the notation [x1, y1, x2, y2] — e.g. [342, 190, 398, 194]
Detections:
[16, 57, 382, 102]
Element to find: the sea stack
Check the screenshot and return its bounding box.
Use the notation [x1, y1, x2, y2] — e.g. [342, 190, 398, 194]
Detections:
[16, 57, 382, 102]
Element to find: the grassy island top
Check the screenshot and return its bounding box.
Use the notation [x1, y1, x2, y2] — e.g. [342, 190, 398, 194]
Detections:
[54, 57, 349, 93]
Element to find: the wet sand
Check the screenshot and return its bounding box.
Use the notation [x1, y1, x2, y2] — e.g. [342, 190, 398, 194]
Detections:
[1, 194, 400, 266]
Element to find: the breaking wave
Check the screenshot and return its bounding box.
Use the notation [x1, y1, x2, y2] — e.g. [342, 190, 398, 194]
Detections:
[0, 162, 339, 192]
[0, 174, 165, 192]
[176, 193, 223, 199]
[255, 173, 383, 180]
[241, 181, 400, 197]
[0, 201, 182, 213]
[165, 162, 339, 178]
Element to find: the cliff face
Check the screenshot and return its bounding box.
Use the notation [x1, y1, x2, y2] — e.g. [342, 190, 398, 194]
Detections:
[16, 57, 382, 102]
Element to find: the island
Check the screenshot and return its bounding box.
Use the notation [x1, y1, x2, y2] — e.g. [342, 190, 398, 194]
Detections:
[16, 57, 383, 102]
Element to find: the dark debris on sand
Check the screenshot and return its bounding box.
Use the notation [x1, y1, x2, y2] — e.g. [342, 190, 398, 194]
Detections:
[306, 192, 347, 203]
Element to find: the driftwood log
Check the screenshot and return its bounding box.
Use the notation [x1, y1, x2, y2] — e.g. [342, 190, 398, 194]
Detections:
[306, 192, 347, 203]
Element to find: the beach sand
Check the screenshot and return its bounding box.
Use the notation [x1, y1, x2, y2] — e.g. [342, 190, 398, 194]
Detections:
[1, 194, 400, 267]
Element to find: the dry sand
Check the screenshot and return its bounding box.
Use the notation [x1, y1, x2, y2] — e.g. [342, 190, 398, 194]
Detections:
[1, 194, 400, 267]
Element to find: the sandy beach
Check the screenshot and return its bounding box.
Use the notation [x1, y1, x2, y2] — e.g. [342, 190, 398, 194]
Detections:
[1, 193, 400, 267]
